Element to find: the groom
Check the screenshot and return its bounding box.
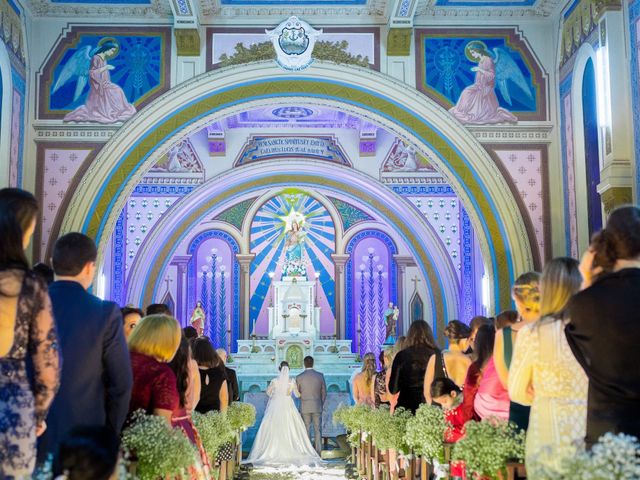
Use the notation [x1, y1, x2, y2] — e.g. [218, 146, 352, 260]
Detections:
[296, 356, 327, 454]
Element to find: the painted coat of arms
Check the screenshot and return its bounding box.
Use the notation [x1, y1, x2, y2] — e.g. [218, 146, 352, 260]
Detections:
[266, 16, 322, 71]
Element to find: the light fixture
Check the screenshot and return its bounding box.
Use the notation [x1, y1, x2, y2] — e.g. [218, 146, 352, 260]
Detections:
[595, 46, 611, 130]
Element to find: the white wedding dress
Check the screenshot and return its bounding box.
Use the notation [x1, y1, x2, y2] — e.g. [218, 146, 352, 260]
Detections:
[245, 366, 322, 467]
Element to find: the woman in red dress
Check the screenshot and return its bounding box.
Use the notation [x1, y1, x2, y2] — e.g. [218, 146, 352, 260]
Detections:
[431, 378, 467, 478]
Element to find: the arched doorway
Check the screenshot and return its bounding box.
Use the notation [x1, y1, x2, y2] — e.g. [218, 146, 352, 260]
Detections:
[60, 61, 534, 317]
[581, 59, 602, 236]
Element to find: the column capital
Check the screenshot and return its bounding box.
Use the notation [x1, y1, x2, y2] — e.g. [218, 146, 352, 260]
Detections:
[393, 254, 416, 267]
[236, 254, 255, 274]
[331, 254, 351, 269]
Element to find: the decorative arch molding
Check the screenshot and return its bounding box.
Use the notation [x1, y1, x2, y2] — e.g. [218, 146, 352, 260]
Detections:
[60, 61, 533, 313]
[123, 163, 460, 336]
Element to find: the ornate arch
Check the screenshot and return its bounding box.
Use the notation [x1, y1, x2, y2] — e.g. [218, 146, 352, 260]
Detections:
[60, 61, 534, 313]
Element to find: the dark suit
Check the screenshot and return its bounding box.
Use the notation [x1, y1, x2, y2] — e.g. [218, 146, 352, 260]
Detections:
[225, 366, 240, 402]
[38, 281, 133, 462]
[566, 269, 640, 446]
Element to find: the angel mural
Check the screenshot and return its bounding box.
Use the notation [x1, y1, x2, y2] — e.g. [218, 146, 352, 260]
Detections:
[449, 40, 533, 125]
[53, 38, 136, 124]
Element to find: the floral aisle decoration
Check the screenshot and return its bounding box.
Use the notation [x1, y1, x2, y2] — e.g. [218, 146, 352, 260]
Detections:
[369, 406, 413, 455]
[404, 403, 448, 463]
[451, 418, 525, 480]
[333, 404, 376, 447]
[121, 410, 198, 480]
[192, 410, 236, 466]
[226, 401, 257, 434]
[534, 432, 640, 480]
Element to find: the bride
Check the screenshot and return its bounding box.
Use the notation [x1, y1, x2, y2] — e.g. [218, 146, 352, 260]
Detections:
[245, 362, 322, 467]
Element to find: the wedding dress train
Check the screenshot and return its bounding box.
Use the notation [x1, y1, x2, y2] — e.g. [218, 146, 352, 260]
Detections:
[245, 366, 322, 467]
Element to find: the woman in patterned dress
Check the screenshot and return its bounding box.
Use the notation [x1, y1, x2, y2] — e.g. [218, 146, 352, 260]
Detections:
[509, 257, 587, 476]
[0, 188, 60, 479]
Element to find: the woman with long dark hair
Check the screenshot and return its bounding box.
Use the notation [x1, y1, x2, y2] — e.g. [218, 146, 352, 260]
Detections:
[567, 206, 640, 446]
[169, 335, 210, 478]
[388, 320, 439, 413]
[0, 188, 60, 477]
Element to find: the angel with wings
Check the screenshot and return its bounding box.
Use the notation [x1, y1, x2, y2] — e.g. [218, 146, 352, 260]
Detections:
[449, 40, 533, 125]
[53, 38, 136, 124]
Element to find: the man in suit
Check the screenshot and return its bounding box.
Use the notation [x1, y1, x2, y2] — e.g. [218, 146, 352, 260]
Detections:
[37, 233, 133, 463]
[296, 356, 327, 454]
[217, 348, 240, 402]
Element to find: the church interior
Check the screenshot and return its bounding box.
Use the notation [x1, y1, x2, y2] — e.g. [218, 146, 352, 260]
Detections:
[1, 0, 639, 475]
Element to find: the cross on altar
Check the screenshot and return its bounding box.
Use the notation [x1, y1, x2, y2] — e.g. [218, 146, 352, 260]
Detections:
[411, 275, 421, 293]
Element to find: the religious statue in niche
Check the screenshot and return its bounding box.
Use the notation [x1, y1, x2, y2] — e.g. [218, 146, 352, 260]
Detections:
[280, 210, 308, 278]
[384, 302, 399, 344]
[449, 41, 532, 125]
[54, 38, 136, 124]
[189, 301, 206, 336]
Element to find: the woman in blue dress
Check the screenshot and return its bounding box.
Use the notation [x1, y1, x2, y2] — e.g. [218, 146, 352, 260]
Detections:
[0, 188, 60, 478]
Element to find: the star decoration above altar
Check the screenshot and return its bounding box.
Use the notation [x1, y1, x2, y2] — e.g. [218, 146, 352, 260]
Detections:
[278, 208, 306, 232]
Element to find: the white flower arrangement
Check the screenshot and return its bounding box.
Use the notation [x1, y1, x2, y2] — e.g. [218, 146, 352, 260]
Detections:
[121, 410, 198, 480]
[451, 418, 525, 480]
[282, 259, 307, 278]
[534, 432, 640, 480]
[368, 406, 413, 454]
[404, 403, 448, 463]
[192, 410, 235, 465]
[226, 402, 257, 433]
[333, 404, 376, 447]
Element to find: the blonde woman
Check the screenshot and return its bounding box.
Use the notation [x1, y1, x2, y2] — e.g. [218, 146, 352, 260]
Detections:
[352, 352, 376, 406]
[127, 314, 182, 424]
[494, 271, 540, 430]
[508, 258, 586, 476]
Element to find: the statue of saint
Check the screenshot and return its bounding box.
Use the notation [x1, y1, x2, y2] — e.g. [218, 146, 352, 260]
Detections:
[384, 302, 397, 344]
[284, 220, 306, 263]
[190, 301, 206, 336]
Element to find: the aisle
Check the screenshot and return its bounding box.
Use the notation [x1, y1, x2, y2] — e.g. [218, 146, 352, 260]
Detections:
[243, 460, 348, 480]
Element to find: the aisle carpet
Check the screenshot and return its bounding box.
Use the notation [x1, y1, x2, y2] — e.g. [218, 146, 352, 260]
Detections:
[244, 460, 348, 479]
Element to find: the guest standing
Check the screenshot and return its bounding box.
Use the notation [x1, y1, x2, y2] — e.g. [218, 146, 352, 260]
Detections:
[467, 315, 492, 351]
[217, 348, 240, 402]
[121, 305, 143, 340]
[461, 324, 496, 423]
[52, 426, 120, 480]
[509, 257, 587, 476]
[170, 336, 211, 478]
[389, 320, 439, 413]
[193, 338, 229, 413]
[352, 352, 376, 406]
[423, 320, 471, 404]
[146, 303, 172, 316]
[494, 310, 518, 330]
[39, 233, 133, 463]
[373, 349, 393, 408]
[566, 206, 640, 446]
[494, 271, 540, 430]
[128, 314, 182, 423]
[0, 189, 60, 478]
[474, 325, 509, 420]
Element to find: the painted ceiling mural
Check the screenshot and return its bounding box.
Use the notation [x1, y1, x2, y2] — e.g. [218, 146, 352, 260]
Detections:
[416, 28, 547, 123]
[39, 27, 171, 121]
[250, 190, 336, 336]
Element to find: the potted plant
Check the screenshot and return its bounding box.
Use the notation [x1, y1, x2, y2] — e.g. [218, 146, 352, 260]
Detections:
[405, 404, 448, 478]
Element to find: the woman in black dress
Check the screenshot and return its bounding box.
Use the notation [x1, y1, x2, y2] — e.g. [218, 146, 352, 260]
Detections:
[388, 320, 439, 413]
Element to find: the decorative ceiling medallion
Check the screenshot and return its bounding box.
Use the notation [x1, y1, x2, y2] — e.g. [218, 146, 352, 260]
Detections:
[272, 106, 315, 119]
[266, 16, 322, 71]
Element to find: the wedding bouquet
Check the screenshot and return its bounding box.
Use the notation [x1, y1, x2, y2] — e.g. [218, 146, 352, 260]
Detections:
[451, 418, 525, 480]
[227, 401, 257, 433]
[404, 403, 448, 463]
[121, 410, 198, 480]
[534, 432, 640, 480]
[192, 410, 235, 464]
